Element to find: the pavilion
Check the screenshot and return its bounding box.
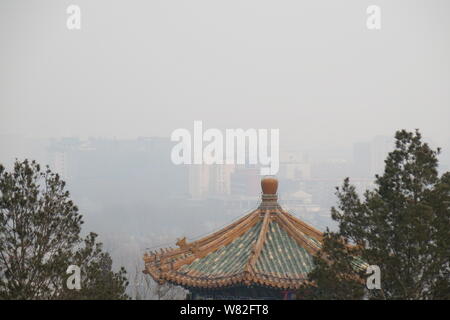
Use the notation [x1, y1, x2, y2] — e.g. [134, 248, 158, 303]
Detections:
[143, 176, 326, 299]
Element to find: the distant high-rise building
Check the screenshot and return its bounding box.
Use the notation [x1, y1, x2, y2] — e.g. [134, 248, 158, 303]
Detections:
[353, 136, 393, 178]
[279, 151, 311, 180]
[48, 137, 81, 181]
[53, 151, 68, 181]
[48, 136, 189, 201]
[188, 164, 210, 198]
[369, 136, 393, 177]
[208, 164, 235, 196]
[230, 167, 259, 196]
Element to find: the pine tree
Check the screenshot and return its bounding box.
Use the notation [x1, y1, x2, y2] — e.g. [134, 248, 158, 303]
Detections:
[298, 130, 450, 300]
[0, 159, 129, 299]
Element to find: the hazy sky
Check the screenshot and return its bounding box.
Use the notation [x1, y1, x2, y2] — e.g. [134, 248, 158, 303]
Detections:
[1, 0, 449, 150]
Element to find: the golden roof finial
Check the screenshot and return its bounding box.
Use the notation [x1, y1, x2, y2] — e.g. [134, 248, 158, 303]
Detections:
[261, 176, 278, 195]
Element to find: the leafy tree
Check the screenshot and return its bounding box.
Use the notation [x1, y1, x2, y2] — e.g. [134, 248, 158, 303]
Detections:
[299, 130, 450, 300]
[0, 159, 129, 299]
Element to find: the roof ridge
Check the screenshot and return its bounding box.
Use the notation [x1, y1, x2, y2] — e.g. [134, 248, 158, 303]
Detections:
[280, 210, 323, 241]
[244, 209, 271, 276]
[275, 211, 321, 255]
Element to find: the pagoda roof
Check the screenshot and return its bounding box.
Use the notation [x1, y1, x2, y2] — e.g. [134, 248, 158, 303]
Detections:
[143, 177, 330, 290]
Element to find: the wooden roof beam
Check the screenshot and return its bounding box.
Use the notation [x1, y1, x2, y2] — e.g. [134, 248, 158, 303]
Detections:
[245, 209, 271, 274]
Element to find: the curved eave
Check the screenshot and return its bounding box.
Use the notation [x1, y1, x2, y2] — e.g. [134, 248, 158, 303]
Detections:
[159, 270, 310, 290]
